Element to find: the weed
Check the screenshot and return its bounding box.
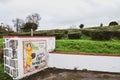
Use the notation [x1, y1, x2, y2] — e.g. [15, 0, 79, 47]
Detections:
[82, 69, 89, 72]
[73, 67, 78, 72]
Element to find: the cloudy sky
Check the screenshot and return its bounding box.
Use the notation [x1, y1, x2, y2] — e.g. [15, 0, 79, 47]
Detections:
[0, 0, 120, 30]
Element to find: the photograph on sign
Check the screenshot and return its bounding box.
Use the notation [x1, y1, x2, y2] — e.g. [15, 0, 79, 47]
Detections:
[10, 60, 18, 68]
[4, 49, 9, 57]
[5, 66, 10, 74]
[5, 58, 10, 65]
[23, 40, 47, 74]
[12, 69, 18, 78]
[12, 49, 17, 59]
[3, 40, 8, 48]
[9, 40, 18, 49]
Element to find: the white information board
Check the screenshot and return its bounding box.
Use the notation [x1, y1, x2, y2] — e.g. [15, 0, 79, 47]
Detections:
[3, 36, 55, 80]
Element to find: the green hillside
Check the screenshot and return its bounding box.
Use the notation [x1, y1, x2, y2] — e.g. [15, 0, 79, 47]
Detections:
[85, 25, 120, 31]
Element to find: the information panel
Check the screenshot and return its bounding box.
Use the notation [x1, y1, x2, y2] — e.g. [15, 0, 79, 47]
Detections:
[23, 40, 47, 74]
[3, 36, 55, 80]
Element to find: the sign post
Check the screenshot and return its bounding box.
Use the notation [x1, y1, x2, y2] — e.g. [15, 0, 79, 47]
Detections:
[31, 29, 33, 36]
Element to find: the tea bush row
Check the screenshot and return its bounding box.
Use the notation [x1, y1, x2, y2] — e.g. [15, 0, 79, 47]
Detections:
[1, 29, 120, 40]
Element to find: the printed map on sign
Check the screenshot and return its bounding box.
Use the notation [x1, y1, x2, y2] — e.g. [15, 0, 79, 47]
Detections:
[23, 40, 47, 74]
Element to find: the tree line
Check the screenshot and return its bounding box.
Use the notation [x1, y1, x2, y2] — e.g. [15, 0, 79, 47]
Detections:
[13, 13, 41, 32]
[0, 13, 41, 32]
[0, 13, 119, 32]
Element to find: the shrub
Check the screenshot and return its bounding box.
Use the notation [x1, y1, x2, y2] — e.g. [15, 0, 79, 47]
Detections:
[0, 30, 14, 37]
[19, 33, 31, 36]
[54, 30, 65, 33]
[9, 32, 30, 36]
[109, 21, 119, 26]
[81, 29, 92, 36]
[34, 32, 47, 36]
[112, 31, 120, 39]
[64, 30, 68, 34]
[54, 33, 64, 39]
[23, 22, 38, 32]
[45, 30, 55, 36]
[79, 24, 84, 29]
[68, 32, 81, 39]
[90, 31, 112, 40]
[9, 32, 19, 36]
[0, 34, 4, 38]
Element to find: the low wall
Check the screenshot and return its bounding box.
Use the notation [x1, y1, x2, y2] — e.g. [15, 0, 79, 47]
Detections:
[49, 53, 120, 73]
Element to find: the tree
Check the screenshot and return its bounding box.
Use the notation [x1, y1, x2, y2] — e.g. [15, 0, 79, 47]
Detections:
[5, 24, 13, 31]
[25, 13, 41, 31]
[109, 21, 119, 26]
[0, 23, 12, 31]
[22, 22, 38, 32]
[26, 13, 41, 25]
[100, 23, 103, 27]
[12, 18, 24, 32]
[79, 24, 84, 29]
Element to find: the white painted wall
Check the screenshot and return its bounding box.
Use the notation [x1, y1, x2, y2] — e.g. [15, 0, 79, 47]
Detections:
[46, 37, 55, 52]
[49, 53, 120, 73]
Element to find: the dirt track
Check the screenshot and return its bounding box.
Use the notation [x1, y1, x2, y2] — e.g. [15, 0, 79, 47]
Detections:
[21, 68, 120, 80]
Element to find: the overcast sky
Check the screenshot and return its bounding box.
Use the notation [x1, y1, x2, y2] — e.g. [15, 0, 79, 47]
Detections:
[0, 0, 120, 30]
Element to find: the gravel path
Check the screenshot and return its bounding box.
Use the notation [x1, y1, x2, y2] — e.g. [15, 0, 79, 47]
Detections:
[21, 68, 120, 80]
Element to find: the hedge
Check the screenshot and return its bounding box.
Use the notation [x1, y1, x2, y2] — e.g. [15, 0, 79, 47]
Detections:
[68, 32, 81, 39]
[53, 33, 65, 39]
[82, 30, 120, 40]
[112, 31, 120, 39]
[81, 29, 93, 36]
[34, 32, 47, 36]
[2, 30, 120, 40]
[90, 31, 112, 40]
[8, 32, 65, 39]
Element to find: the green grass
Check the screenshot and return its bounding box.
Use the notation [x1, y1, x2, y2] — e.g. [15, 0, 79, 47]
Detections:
[0, 38, 12, 80]
[56, 39, 120, 55]
[0, 63, 12, 80]
[0, 38, 3, 47]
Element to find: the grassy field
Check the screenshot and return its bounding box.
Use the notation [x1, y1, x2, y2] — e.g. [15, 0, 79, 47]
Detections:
[56, 39, 120, 55]
[1, 38, 120, 55]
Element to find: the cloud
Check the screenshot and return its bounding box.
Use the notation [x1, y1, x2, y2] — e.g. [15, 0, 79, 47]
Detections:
[0, 0, 120, 30]
[0, 0, 13, 3]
